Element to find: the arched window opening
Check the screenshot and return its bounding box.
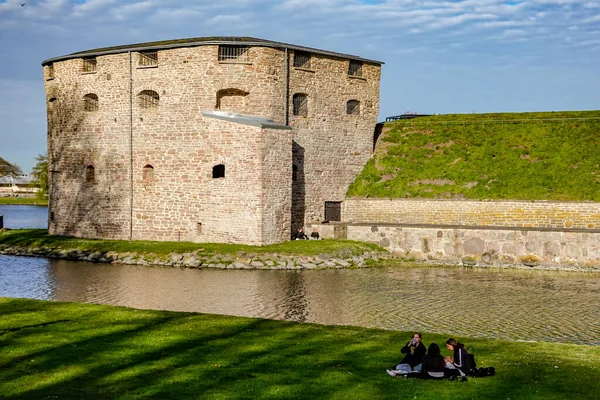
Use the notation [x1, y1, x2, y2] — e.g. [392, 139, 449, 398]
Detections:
[346, 100, 360, 115]
[138, 90, 159, 109]
[48, 97, 57, 112]
[216, 88, 249, 110]
[142, 165, 154, 181]
[293, 93, 308, 116]
[85, 165, 95, 183]
[212, 164, 225, 179]
[83, 93, 99, 112]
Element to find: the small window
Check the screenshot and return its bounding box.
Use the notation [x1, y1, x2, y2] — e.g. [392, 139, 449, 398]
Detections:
[138, 90, 159, 109]
[216, 88, 249, 110]
[142, 165, 154, 180]
[346, 100, 360, 115]
[48, 97, 57, 111]
[82, 57, 97, 73]
[348, 60, 363, 77]
[139, 51, 158, 67]
[83, 93, 99, 112]
[294, 51, 311, 69]
[218, 45, 250, 63]
[47, 64, 55, 79]
[85, 165, 95, 183]
[292, 93, 308, 116]
[212, 164, 225, 179]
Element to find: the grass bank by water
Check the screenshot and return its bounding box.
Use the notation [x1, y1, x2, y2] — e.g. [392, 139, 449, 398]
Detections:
[0, 229, 381, 258]
[349, 110, 600, 201]
[0, 298, 598, 399]
[0, 197, 48, 206]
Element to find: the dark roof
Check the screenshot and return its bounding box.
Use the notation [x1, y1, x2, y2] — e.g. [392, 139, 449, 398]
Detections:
[41, 36, 384, 66]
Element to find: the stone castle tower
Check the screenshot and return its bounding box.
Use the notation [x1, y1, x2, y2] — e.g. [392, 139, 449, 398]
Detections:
[42, 37, 382, 245]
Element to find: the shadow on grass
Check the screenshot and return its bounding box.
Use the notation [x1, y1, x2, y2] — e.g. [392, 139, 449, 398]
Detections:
[0, 298, 599, 399]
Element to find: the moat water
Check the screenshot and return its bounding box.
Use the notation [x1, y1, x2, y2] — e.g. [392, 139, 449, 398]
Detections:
[1, 206, 599, 345]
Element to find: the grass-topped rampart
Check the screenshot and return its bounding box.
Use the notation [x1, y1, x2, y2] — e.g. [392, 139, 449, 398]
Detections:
[348, 110, 600, 201]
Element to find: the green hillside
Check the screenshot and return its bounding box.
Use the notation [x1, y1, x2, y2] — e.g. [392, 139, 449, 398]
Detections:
[348, 110, 600, 201]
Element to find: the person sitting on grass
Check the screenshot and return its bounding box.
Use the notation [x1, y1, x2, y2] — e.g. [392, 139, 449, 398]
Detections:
[420, 343, 446, 379]
[386, 332, 426, 376]
[310, 228, 320, 240]
[444, 338, 470, 380]
[294, 227, 308, 240]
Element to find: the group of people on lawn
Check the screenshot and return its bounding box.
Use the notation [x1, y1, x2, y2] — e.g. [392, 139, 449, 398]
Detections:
[386, 333, 471, 381]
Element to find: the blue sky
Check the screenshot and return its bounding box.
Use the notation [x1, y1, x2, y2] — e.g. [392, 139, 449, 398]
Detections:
[1, 0, 599, 171]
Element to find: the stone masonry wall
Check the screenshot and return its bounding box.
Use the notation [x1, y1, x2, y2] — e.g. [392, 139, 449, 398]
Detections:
[44, 43, 379, 244]
[289, 53, 380, 230]
[343, 198, 600, 229]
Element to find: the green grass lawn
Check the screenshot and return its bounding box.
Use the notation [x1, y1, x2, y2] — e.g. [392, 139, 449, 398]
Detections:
[0, 197, 48, 206]
[349, 110, 600, 201]
[0, 229, 382, 258]
[0, 298, 598, 399]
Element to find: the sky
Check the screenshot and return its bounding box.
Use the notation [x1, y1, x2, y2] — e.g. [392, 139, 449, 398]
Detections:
[1, 0, 599, 172]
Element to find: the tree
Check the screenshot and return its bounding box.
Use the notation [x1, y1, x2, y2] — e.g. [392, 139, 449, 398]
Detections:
[30, 153, 48, 199]
[0, 157, 22, 178]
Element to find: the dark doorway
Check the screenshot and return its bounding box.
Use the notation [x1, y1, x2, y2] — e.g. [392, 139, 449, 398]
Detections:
[291, 142, 305, 236]
[324, 201, 341, 222]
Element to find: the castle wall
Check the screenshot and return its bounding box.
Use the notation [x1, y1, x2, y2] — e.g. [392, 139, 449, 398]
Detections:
[288, 53, 381, 229]
[44, 42, 381, 244]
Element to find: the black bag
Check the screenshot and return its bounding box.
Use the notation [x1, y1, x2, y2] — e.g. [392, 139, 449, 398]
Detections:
[471, 367, 496, 377]
[465, 346, 476, 370]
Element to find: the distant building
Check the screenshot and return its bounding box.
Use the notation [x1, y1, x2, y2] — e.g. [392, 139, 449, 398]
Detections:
[0, 174, 37, 195]
[42, 36, 383, 245]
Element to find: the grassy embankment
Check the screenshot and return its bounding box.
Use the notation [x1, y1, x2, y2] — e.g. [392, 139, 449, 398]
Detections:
[0, 197, 47, 206]
[349, 110, 600, 201]
[1, 298, 599, 399]
[0, 229, 381, 258]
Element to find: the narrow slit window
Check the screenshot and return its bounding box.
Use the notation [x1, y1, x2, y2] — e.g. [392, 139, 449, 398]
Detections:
[346, 100, 360, 115]
[142, 165, 154, 180]
[139, 51, 158, 67]
[138, 90, 159, 109]
[83, 93, 99, 112]
[294, 51, 311, 69]
[212, 164, 225, 179]
[292, 93, 308, 116]
[218, 45, 250, 63]
[82, 57, 97, 73]
[348, 60, 363, 77]
[47, 64, 55, 79]
[48, 97, 57, 112]
[85, 165, 95, 183]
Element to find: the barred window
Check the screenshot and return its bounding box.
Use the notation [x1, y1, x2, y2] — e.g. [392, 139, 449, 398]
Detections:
[294, 51, 311, 69]
[218, 45, 250, 63]
[346, 100, 360, 115]
[292, 93, 308, 116]
[139, 51, 158, 67]
[83, 93, 99, 112]
[82, 57, 97, 73]
[348, 60, 363, 77]
[138, 90, 159, 109]
[142, 165, 154, 181]
[85, 165, 95, 183]
[47, 64, 54, 79]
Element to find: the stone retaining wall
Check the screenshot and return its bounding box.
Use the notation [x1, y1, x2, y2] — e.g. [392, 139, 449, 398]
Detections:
[343, 199, 600, 230]
[309, 222, 600, 270]
[0, 245, 391, 270]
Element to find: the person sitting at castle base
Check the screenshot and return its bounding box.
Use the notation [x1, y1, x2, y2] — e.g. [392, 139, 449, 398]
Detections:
[420, 343, 446, 379]
[444, 338, 470, 381]
[294, 227, 309, 240]
[386, 332, 426, 376]
[310, 228, 320, 240]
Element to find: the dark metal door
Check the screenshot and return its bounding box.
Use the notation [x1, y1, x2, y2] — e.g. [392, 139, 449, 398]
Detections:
[324, 201, 341, 222]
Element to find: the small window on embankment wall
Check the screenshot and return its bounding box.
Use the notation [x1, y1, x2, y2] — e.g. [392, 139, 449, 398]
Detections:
[212, 164, 225, 179]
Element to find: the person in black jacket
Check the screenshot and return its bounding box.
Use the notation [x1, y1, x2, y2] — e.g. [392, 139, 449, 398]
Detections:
[421, 343, 446, 379]
[386, 333, 426, 376]
[444, 338, 471, 379]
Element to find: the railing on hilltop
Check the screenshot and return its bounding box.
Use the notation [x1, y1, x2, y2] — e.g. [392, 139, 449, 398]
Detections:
[387, 117, 600, 126]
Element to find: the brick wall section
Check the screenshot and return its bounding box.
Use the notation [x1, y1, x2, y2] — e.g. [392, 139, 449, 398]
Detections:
[342, 199, 600, 230]
[289, 53, 380, 229]
[45, 43, 369, 243]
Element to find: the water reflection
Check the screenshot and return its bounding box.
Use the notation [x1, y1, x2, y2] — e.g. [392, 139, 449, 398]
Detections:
[0, 255, 598, 345]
